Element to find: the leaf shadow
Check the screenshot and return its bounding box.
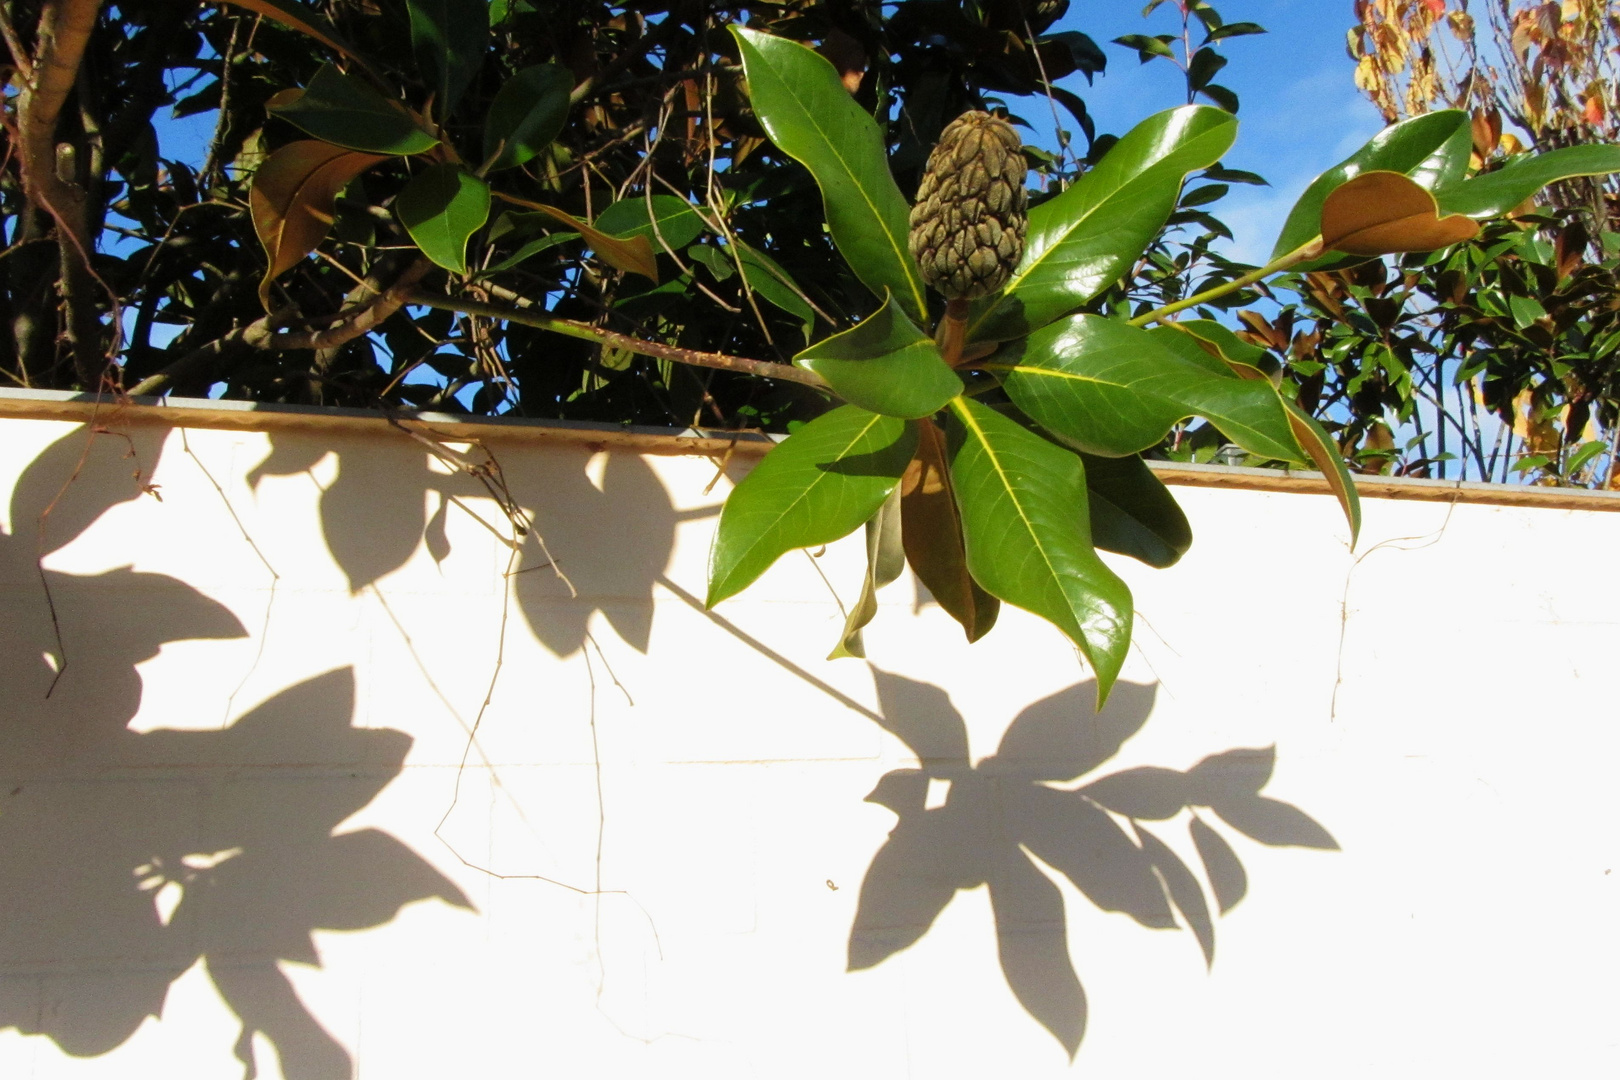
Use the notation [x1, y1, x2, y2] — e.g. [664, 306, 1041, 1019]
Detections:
[851, 669, 1337, 1059]
[2, 426, 470, 1079]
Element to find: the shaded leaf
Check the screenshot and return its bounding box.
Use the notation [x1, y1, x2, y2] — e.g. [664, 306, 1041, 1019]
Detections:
[708, 406, 917, 606]
[478, 230, 578, 276]
[830, 488, 905, 659]
[396, 164, 490, 273]
[794, 293, 962, 419]
[735, 241, 818, 343]
[946, 398, 1132, 703]
[267, 64, 437, 155]
[992, 315, 1303, 462]
[1321, 171, 1480, 256]
[484, 63, 572, 171]
[1189, 816, 1247, 914]
[971, 106, 1236, 342]
[250, 140, 388, 308]
[731, 27, 927, 321]
[1082, 453, 1192, 569]
[217, 0, 367, 67]
[1439, 144, 1620, 219]
[594, 195, 706, 252]
[408, 0, 490, 117]
[901, 419, 999, 642]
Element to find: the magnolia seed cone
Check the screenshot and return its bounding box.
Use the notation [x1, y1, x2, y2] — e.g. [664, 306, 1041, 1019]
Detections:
[908, 111, 1028, 301]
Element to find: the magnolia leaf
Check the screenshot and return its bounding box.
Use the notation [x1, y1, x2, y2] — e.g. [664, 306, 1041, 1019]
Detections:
[947, 398, 1132, 704]
[971, 106, 1236, 342]
[478, 230, 578, 276]
[1272, 110, 1470, 264]
[484, 64, 572, 171]
[1082, 453, 1192, 569]
[595, 195, 706, 252]
[1321, 171, 1480, 256]
[1158, 321, 1361, 545]
[830, 487, 905, 659]
[708, 406, 917, 607]
[794, 293, 962, 419]
[1439, 144, 1620, 219]
[991, 314, 1303, 462]
[396, 164, 490, 273]
[408, 0, 490, 118]
[901, 419, 999, 642]
[267, 64, 438, 155]
[250, 140, 388, 308]
[731, 26, 928, 322]
[217, 0, 368, 68]
[735, 241, 817, 342]
[520, 203, 658, 281]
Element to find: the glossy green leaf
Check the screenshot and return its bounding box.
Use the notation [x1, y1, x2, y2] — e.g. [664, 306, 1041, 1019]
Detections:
[484, 64, 572, 171]
[408, 0, 490, 118]
[1161, 321, 1361, 545]
[947, 397, 1132, 703]
[735, 241, 817, 342]
[396, 164, 490, 273]
[730, 26, 927, 322]
[595, 195, 706, 251]
[795, 293, 962, 419]
[1272, 110, 1470, 263]
[1082, 453, 1192, 569]
[268, 64, 439, 155]
[830, 488, 905, 659]
[970, 106, 1236, 342]
[989, 315, 1302, 462]
[708, 406, 917, 607]
[1439, 145, 1620, 219]
[902, 419, 999, 643]
[513, 204, 659, 281]
[478, 230, 578, 276]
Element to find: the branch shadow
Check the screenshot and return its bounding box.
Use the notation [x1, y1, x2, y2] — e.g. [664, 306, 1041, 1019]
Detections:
[1, 426, 470, 1079]
[852, 669, 1338, 1059]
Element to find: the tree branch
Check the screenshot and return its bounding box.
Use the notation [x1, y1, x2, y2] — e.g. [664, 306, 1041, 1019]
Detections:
[398, 288, 830, 390]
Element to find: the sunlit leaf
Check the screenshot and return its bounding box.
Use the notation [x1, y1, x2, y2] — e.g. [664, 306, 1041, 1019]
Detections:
[250, 140, 388, 308]
[971, 106, 1236, 342]
[594, 194, 706, 252]
[795, 293, 962, 419]
[396, 164, 490, 273]
[731, 26, 928, 322]
[484, 63, 573, 171]
[830, 488, 905, 659]
[901, 419, 999, 642]
[514, 203, 659, 281]
[1320, 171, 1480, 256]
[1438, 144, 1620, 218]
[990, 315, 1302, 462]
[1272, 110, 1470, 264]
[708, 406, 917, 607]
[947, 398, 1132, 704]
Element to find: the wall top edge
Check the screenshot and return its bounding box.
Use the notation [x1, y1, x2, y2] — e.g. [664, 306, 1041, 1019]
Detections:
[0, 387, 1616, 513]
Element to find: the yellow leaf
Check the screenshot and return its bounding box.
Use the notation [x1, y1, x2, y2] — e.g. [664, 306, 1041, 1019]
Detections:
[1320, 171, 1480, 256]
[250, 140, 388, 308]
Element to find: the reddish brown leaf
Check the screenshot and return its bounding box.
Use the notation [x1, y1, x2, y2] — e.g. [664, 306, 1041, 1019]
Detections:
[1320, 170, 1480, 256]
[901, 418, 998, 643]
[250, 140, 388, 308]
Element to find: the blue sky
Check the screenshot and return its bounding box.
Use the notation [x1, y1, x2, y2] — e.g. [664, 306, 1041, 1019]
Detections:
[1040, 0, 1389, 264]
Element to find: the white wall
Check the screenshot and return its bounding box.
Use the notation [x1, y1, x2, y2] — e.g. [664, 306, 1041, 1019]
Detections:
[0, 414, 1614, 1079]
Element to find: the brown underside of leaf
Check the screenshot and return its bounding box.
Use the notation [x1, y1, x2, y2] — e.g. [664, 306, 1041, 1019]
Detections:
[251, 140, 389, 308]
[1283, 404, 1358, 543]
[1320, 170, 1480, 256]
[216, 0, 368, 69]
[901, 418, 999, 642]
[525, 204, 659, 282]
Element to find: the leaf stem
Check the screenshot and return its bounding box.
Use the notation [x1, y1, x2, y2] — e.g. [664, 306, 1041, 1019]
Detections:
[399, 289, 830, 389]
[1128, 238, 1323, 328]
